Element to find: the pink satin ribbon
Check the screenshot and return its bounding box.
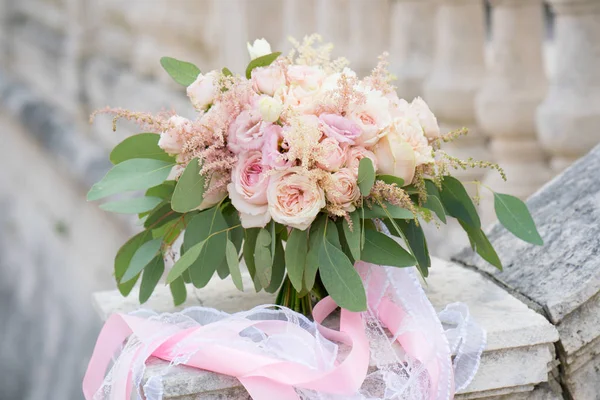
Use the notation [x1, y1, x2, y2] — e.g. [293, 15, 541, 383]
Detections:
[83, 296, 453, 399]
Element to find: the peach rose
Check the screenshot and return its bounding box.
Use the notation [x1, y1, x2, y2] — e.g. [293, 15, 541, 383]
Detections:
[228, 151, 271, 228]
[187, 71, 218, 111]
[267, 171, 326, 231]
[252, 64, 286, 96]
[326, 168, 360, 212]
[349, 89, 392, 148]
[158, 115, 190, 155]
[345, 146, 378, 176]
[315, 137, 346, 172]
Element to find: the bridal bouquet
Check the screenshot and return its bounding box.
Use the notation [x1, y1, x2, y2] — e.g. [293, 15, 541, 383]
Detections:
[88, 35, 542, 315]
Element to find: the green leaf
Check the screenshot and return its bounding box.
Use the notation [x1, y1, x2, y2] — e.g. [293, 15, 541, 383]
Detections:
[342, 210, 361, 261]
[285, 228, 308, 292]
[146, 181, 176, 200]
[269, 220, 277, 265]
[423, 180, 447, 223]
[169, 276, 187, 306]
[396, 219, 430, 277]
[183, 207, 229, 288]
[100, 196, 163, 214]
[114, 231, 153, 296]
[222, 67, 233, 77]
[167, 240, 206, 283]
[254, 228, 273, 288]
[361, 230, 416, 268]
[459, 221, 503, 270]
[171, 158, 206, 213]
[243, 228, 261, 291]
[110, 133, 175, 164]
[305, 214, 327, 291]
[357, 158, 376, 196]
[121, 238, 162, 283]
[377, 175, 405, 187]
[440, 176, 480, 228]
[494, 193, 543, 245]
[226, 239, 243, 291]
[245, 52, 282, 79]
[144, 202, 181, 229]
[318, 226, 367, 312]
[87, 159, 175, 201]
[139, 255, 165, 304]
[160, 56, 201, 86]
[265, 236, 285, 293]
[362, 202, 414, 220]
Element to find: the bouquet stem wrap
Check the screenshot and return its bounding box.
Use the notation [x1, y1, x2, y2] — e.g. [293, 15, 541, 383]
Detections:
[84, 260, 485, 400]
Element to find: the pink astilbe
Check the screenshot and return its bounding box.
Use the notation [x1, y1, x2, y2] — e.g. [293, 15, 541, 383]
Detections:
[363, 52, 396, 95]
[90, 106, 175, 133]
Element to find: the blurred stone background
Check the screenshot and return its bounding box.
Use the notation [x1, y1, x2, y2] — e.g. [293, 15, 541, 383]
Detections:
[0, 0, 599, 399]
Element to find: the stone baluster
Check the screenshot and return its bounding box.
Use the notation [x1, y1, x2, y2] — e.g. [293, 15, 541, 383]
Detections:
[424, 0, 489, 187]
[246, 0, 283, 48]
[537, 0, 600, 172]
[348, 0, 390, 77]
[215, 0, 249, 74]
[475, 0, 551, 223]
[315, 0, 350, 60]
[388, 0, 436, 100]
[281, 0, 316, 51]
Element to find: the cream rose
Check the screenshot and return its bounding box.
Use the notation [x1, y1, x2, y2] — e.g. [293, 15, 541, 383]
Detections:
[252, 64, 286, 96]
[410, 97, 441, 139]
[228, 151, 271, 228]
[267, 171, 326, 231]
[374, 135, 417, 185]
[315, 137, 346, 172]
[187, 71, 218, 111]
[158, 115, 190, 155]
[247, 38, 272, 60]
[326, 168, 360, 212]
[349, 89, 392, 148]
[258, 95, 283, 123]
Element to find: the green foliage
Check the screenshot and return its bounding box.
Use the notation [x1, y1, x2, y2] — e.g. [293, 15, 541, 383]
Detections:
[285, 228, 308, 292]
[440, 176, 480, 228]
[361, 229, 416, 268]
[169, 276, 187, 306]
[121, 238, 162, 283]
[114, 231, 153, 296]
[362, 202, 414, 220]
[87, 159, 174, 201]
[110, 133, 174, 164]
[167, 240, 206, 283]
[357, 158, 376, 196]
[245, 52, 282, 79]
[423, 180, 446, 223]
[139, 255, 164, 304]
[265, 236, 285, 293]
[342, 210, 361, 261]
[459, 221, 503, 270]
[226, 239, 243, 290]
[146, 181, 177, 200]
[100, 196, 163, 214]
[243, 228, 261, 291]
[254, 228, 273, 288]
[171, 158, 206, 213]
[144, 202, 181, 229]
[494, 193, 543, 245]
[305, 214, 327, 291]
[377, 175, 405, 187]
[160, 56, 201, 86]
[395, 219, 430, 277]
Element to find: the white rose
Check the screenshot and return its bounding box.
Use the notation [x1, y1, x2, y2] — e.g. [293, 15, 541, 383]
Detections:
[410, 97, 441, 139]
[258, 95, 283, 123]
[158, 115, 190, 155]
[247, 38, 272, 60]
[187, 71, 219, 111]
[267, 171, 326, 231]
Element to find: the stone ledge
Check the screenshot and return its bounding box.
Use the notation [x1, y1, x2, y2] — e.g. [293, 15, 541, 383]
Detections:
[94, 258, 560, 399]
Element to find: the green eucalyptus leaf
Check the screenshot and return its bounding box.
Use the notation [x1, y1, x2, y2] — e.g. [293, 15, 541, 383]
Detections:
[342, 210, 361, 261]
[423, 180, 447, 223]
[114, 231, 153, 296]
[254, 228, 273, 288]
[146, 181, 177, 200]
[245, 52, 282, 79]
[361, 229, 416, 268]
[169, 276, 187, 306]
[160, 56, 201, 86]
[318, 225, 367, 312]
[440, 176, 480, 228]
[377, 175, 405, 187]
[226, 239, 243, 291]
[171, 158, 206, 213]
[110, 133, 174, 164]
[87, 159, 175, 201]
[358, 158, 376, 196]
[222, 67, 233, 77]
[363, 202, 414, 220]
[494, 193, 543, 245]
[100, 196, 163, 214]
[167, 240, 206, 283]
[243, 228, 261, 291]
[265, 236, 285, 293]
[121, 238, 162, 283]
[305, 214, 327, 291]
[459, 221, 503, 270]
[396, 219, 430, 277]
[139, 255, 165, 304]
[144, 202, 181, 229]
[285, 228, 308, 292]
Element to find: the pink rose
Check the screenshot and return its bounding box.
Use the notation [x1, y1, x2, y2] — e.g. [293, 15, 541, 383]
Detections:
[252, 65, 286, 96]
[349, 90, 392, 148]
[287, 65, 325, 91]
[409, 97, 441, 139]
[319, 113, 362, 144]
[345, 146, 378, 176]
[262, 124, 293, 169]
[316, 137, 346, 172]
[227, 109, 267, 154]
[187, 71, 219, 111]
[158, 115, 190, 155]
[267, 170, 326, 231]
[326, 168, 360, 212]
[227, 151, 271, 228]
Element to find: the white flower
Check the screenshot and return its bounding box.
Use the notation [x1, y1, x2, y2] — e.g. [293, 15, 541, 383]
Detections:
[349, 89, 392, 148]
[409, 97, 441, 139]
[158, 115, 190, 155]
[258, 95, 283, 123]
[247, 38, 272, 60]
[187, 71, 218, 111]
